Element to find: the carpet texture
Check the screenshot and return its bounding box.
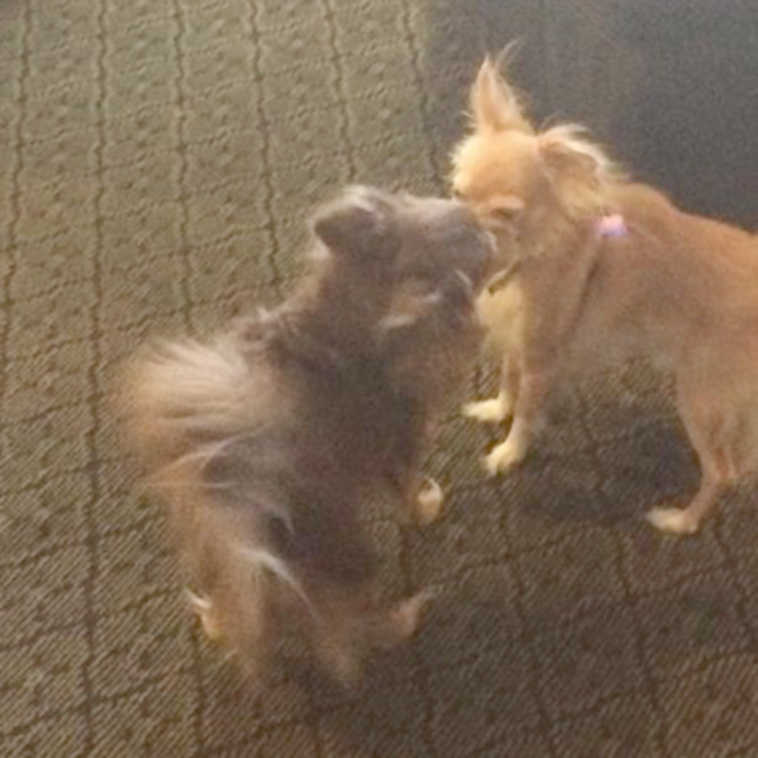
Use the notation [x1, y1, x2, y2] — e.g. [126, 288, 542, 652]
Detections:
[2, 1, 757, 756]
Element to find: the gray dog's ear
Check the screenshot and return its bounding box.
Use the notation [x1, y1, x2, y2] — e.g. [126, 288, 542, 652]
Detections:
[311, 185, 399, 261]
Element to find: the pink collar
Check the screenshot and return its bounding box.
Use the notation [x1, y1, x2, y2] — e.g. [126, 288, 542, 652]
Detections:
[596, 213, 628, 238]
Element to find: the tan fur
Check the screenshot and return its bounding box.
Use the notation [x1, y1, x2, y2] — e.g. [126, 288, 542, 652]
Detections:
[453, 54, 758, 534]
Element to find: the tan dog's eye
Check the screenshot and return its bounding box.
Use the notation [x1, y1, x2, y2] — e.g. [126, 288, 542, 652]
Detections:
[488, 194, 524, 224]
[492, 207, 518, 221]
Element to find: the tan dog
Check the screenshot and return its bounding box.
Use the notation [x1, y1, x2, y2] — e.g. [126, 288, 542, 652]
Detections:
[452, 54, 758, 535]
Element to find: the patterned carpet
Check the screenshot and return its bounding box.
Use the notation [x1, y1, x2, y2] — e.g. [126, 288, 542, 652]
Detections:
[2, 1, 757, 756]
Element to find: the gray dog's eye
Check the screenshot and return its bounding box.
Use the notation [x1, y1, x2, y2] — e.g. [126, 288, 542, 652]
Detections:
[403, 276, 436, 296]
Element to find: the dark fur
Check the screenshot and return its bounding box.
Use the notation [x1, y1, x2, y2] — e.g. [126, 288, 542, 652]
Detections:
[118, 186, 493, 684]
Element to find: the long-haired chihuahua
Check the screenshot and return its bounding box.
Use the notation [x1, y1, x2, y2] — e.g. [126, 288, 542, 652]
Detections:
[453, 52, 758, 535]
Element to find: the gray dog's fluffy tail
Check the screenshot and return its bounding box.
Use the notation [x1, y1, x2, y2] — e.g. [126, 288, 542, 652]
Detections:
[120, 336, 253, 467]
[118, 337, 306, 672]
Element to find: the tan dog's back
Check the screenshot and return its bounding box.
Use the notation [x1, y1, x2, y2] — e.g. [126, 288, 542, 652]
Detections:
[558, 183, 758, 369]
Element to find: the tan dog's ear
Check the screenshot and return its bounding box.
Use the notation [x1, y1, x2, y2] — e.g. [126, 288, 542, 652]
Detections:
[538, 126, 615, 213]
[311, 185, 399, 261]
[469, 54, 533, 134]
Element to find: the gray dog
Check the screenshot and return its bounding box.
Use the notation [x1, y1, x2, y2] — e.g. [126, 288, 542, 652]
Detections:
[118, 186, 493, 685]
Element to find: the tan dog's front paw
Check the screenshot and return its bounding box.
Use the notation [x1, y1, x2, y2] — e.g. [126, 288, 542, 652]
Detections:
[484, 437, 526, 476]
[462, 392, 510, 423]
[645, 507, 699, 535]
[416, 476, 444, 525]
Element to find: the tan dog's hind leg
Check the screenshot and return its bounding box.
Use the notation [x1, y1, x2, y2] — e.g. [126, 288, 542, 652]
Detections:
[647, 382, 736, 535]
[646, 474, 726, 535]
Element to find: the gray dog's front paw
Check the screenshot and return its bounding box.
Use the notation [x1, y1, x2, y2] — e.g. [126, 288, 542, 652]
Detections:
[416, 476, 444, 525]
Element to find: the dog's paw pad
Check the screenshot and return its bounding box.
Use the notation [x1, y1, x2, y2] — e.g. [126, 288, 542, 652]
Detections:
[416, 477, 444, 525]
[484, 438, 525, 476]
[645, 507, 699, 535]
[462, 396, 509, 423]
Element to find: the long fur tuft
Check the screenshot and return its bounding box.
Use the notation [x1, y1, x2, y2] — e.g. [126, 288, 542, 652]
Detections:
[467, 50, 533, 134]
